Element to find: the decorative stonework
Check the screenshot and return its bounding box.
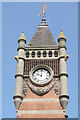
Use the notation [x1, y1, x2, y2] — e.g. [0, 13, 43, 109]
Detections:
[55, 83, 59, 95]
[25, 50, 58, 59]
[23, 84, 27, 96]
[26, 80, 56, 96]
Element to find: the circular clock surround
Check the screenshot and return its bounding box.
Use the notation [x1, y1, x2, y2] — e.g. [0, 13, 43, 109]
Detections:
[29, 65, 53, 86]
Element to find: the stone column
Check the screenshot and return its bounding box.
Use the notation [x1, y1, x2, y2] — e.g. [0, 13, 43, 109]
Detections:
[58, 30, 69, 114]
[13, 32, 26, 112]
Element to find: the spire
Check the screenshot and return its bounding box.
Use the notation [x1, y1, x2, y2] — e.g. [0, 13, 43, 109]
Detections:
[28, 3, 57, 47]
[19, 32, 26, 41]
[58, 30, 66, 40]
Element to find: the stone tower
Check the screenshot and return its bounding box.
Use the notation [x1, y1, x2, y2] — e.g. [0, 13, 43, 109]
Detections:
[13, 4, 69, 119]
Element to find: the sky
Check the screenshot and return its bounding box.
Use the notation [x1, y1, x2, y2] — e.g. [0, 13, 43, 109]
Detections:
[1, 2, 78, 119]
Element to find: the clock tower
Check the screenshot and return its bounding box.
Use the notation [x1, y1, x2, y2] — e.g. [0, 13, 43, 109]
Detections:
[13, 4, 69, 119]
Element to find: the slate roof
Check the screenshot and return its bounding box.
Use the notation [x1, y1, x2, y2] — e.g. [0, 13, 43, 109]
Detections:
[30, 18, 57, 47]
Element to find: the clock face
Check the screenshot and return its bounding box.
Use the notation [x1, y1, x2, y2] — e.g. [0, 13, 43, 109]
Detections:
[29, 65, 53, 86]
[32, 68, 50, 84]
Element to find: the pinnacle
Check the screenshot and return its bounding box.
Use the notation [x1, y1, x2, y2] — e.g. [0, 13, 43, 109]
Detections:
[58, 30, 66, 40]
[19, 32, 26, 40]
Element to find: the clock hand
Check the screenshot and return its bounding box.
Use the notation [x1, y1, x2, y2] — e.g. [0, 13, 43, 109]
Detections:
[37, 73, 40, 76]
[37, 73, 41, 77]
[41, 71, 42, 77]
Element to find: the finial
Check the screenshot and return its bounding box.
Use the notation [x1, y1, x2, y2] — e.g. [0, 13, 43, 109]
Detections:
[19, 32, 26, 40]
[58, 30, 66, 41]
[18, 32, 26, 43]
[42, 3, 47, 18]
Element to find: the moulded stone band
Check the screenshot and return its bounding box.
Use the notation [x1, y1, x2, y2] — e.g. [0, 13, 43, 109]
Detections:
[59, 56, 65, 59]
[13, 95, 23, 100]
[18, 56, 25, 61]
[18, 110, 65, 114]
[59, 73, 68, 77]
[23, 75, 30, 78]
[18, 39, 26, 43]
[53, 75, 59, 78]
[58, 37, 66, 42]
[22, 98, 59, 102]
[25, 46, 58, 50]
[15, 74, 24, 78]
[58, 45, 67, 50]
[17, 46, 26, 51]
[59, 94, 69, 99]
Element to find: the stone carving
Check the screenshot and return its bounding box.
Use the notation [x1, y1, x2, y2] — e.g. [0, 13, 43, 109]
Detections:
[54, 78, 59, 95]
[55, 84, 58, 95]
[64, 54, 69, 61]
[14, 56, 19, 62]
[23, 84, 27, 96]
[26, 80, 56, 96]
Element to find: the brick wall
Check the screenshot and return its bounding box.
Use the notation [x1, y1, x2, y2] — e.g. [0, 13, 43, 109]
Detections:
[17, 59, 65, 118]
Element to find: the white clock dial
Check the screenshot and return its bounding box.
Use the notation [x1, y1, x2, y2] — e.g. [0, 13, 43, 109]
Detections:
[29, 65, 53, 86]
[32, 68, 50, 84]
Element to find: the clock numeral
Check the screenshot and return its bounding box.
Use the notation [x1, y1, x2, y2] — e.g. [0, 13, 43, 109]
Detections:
[32, 68, 51, 84]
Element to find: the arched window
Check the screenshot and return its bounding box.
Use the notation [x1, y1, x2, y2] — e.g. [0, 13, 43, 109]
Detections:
[43, 51, 46, 57]
[54, 51, 58, 57]
[26, 51, 29, 58]
[49, 51, 52, 57]
[32, 51, 35, 58]
[37, 51, 41, 57]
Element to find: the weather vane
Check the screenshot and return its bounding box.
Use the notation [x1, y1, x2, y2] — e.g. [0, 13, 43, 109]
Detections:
[42, 3, 47, 18]
[38, 3, 47, 18]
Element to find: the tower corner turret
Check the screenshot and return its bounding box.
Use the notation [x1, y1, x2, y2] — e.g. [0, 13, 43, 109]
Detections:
[13, 32, 26, 111]
[58, 30, 69, 113]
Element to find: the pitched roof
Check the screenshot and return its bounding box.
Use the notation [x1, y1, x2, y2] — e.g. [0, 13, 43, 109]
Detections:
[29, 18, 57, 47]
